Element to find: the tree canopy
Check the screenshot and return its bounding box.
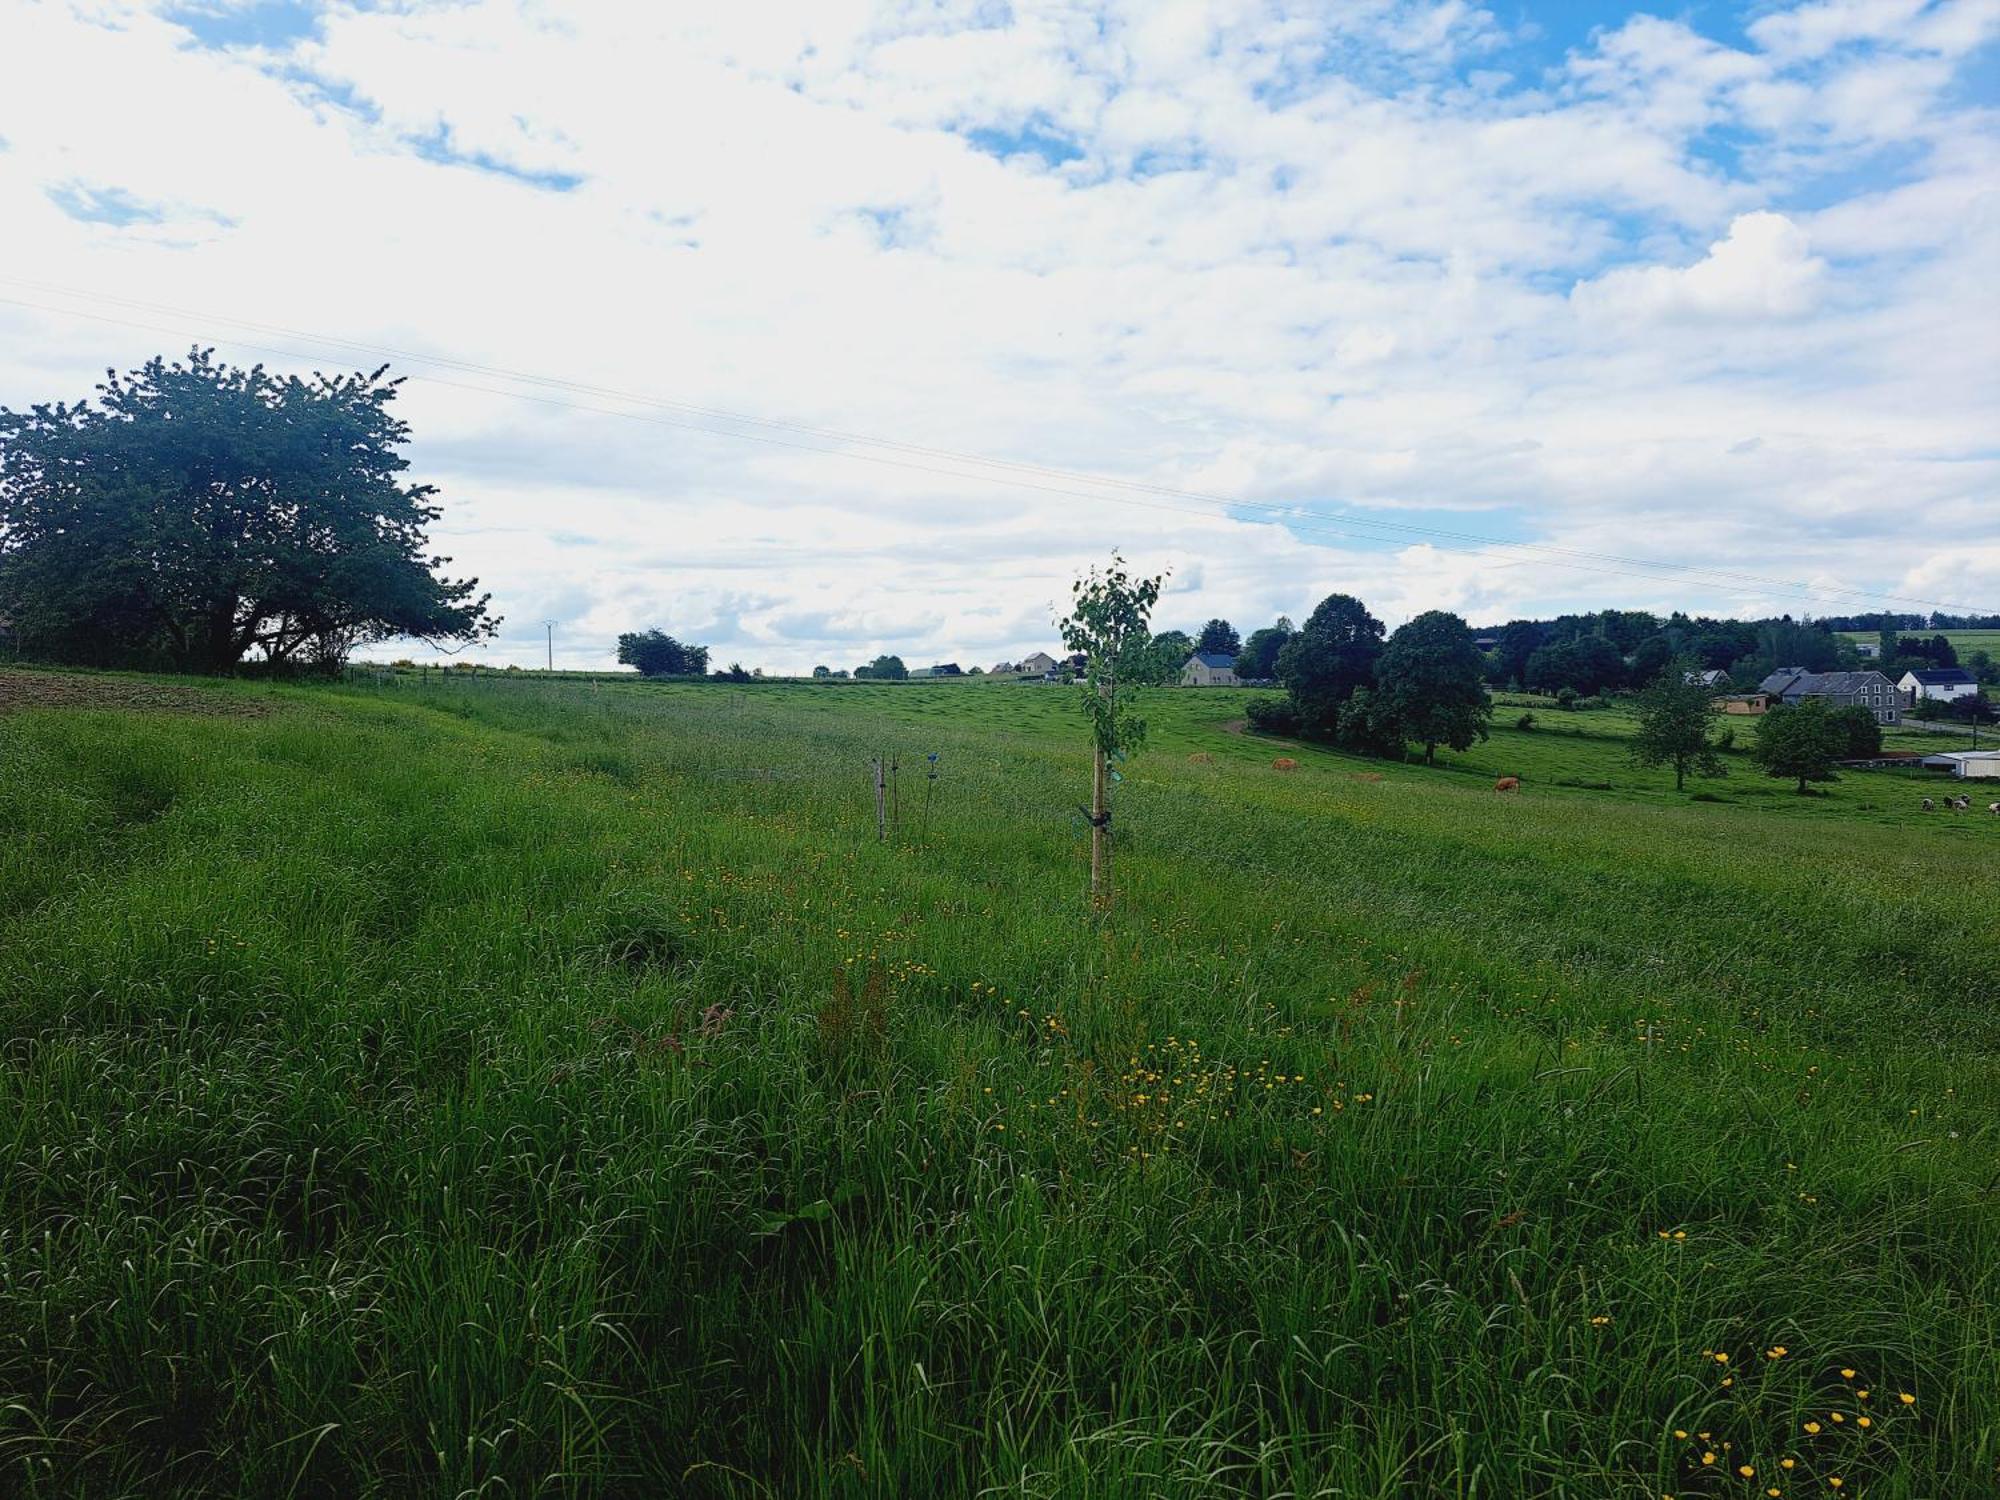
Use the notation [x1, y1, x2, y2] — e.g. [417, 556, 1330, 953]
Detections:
[1235, 617, 1293, 680]
[1751, 699, 1844, 793]
[855, 654, 907, 680]
[1276, 593, 1384, 738]
[0, 349, 494, 670]
[616, 630, 709, 677]
[1373, 610, 1491, 764]
[1629, 659, 1726, 791]
[1195, 618, 1240, 657]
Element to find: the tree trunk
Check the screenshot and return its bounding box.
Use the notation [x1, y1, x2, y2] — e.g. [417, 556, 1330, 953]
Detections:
[1676, 760, 1686, 791]
[1090, 745, 1111, 910]
[1425, 741, 1436, 765]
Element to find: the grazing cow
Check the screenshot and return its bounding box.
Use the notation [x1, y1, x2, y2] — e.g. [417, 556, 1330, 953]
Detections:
[1921, 798, 1935, 811]
[1990, 802, 2000, 815]
[1271, 757, 1299, 772]
[1951, 796, 1971, 811]
[1494, 776, 1521, 793]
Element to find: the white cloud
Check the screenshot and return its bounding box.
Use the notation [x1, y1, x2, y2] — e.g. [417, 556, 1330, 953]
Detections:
[1571, 210, 1828, 320]
[0, 0, 1994, 673]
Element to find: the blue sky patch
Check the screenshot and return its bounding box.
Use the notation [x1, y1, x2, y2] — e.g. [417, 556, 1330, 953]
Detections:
[46, 182, 170, 226]
[163, 0, 323, 50]
[963, 120, 1084, 168]
[409, 125, 584, 192]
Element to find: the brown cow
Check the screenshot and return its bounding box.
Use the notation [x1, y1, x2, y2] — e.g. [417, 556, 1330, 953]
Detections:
[1494, 776, 1521, 793]
[1271, 757, 1299, 772]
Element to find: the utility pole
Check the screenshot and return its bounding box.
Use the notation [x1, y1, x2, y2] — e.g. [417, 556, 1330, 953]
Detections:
[543, 620, 556, 674]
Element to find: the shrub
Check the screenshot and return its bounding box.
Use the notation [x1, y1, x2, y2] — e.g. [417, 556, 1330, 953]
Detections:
[1515, 711, 1537, 731]
[1556, 686, 1579, 710]
[1244, 696, 1302, 736]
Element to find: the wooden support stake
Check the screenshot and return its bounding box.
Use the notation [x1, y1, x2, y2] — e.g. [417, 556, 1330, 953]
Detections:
[1090, 745, 1111, 910]
[873, 756, 887, 843]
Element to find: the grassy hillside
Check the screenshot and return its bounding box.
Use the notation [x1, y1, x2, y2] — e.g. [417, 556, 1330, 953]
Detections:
[2, 670, 1996, 1497]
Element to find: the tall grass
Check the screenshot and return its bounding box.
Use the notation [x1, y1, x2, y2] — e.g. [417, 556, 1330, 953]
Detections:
[1, 675, 1994, 1497]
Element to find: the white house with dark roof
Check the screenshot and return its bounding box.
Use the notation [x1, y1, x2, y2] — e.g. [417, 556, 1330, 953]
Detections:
[1181, 652, 1240, 687]
[1017, 651, 1057, 677]
[1898, 668, 1979, 705]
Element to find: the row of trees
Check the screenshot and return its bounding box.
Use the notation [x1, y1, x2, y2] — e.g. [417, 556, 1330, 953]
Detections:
[1247, 594, 1492, 764]
[1629, 664, 1886, 793]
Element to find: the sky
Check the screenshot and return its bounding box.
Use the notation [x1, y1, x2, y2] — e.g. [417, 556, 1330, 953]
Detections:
[0, 0, 1995, 672]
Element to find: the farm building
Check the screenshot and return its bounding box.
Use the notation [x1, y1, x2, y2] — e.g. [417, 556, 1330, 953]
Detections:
[1899, 668, 1979, 704]
[1921, 750, 2000, 779]
[1685, 668, 1730, 688]
[1017, 651, 1057, 677]
[1757, 668, 1901, 724]
[1182, 652, 1240, 687]
[1716, 694, 1769, 715]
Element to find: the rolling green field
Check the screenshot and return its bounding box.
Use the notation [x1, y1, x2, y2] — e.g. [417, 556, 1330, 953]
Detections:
[2, 669, 1996, 1498]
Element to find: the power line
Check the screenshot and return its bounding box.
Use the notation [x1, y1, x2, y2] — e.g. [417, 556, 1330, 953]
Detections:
[0, 278, 1986, 617]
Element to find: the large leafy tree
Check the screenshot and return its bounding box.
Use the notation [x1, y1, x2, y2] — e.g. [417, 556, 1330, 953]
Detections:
[1235, 617, 1293, 680]
[1373, 610, 1492, 764]
[616, 630, 709, 677]
[1276, 593, 1385, 738]
[855, 654, 908, 680]
[1629, 659, 1727, 791]
[1118, 628, 1192, 685]
[1195, 618, 1240, 657]
[0, 349, 494, 670]
[1751, 698, 1844, 794]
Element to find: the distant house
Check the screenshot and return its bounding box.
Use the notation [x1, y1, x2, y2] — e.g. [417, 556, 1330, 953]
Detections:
[929, 662, 963, 677]
[1854, 641, 1881, 659]
[908, 666, 934, 678]
[1757, 668, 1901, 725]
[1685, 668, 1730, 688]
[1181, 652, 1240, 687]
[1898, 668, 1979, 705]
[1920, 750, 2000, 779]
[1717, 693, 1769, 715]
[1018, 651, 1057, 677]
[990, 661, 1016, 675]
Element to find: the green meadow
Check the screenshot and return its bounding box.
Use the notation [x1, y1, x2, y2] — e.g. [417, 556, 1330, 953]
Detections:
[2, 670, 1996, 1498]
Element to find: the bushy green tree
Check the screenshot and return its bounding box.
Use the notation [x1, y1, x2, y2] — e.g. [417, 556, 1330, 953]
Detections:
[1751, 699, 1844, 793]
[855, 654, 908, 680]
[0, 349, 494, 670]
[617, 630, 709, 676]
[1829, 704, 1884, 758]
[1372, 610, 1491, 764]
[1235, 617, 1293, 679]
[1629, 659, 1726, 791]
[1120, 628, 1191, 685]
[1276, 593, 1384, 738]
[1196, 618, 1240, 657]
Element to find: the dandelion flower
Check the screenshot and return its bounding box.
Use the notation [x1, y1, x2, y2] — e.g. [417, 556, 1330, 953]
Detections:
[1591, 1316, 1611, 1326]
[1781, 1459, 1795, 1470]
[1854, 1390, 1867, 1401]
[1828, 1481, 1843, 1491]
[1898, 1392, 1916, 1405]
[1674, 1430, 1688, 1440]
[1828, 1412, 1844, 1424]
[1840, 1368, 1856, 1380]
[1739, 1465, 1756, 1478]
[1701, 1452, 1717, 1466]
[1803, 1422, 1821, 1435]
[1856, 1416, 1870, 1429]
[1715, 1352, 1730, 1364]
